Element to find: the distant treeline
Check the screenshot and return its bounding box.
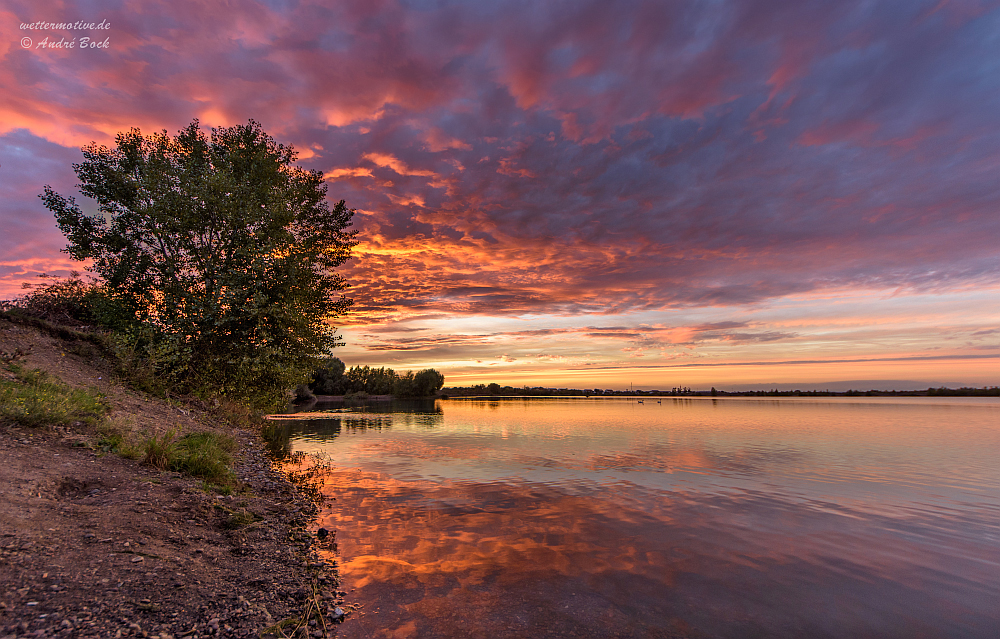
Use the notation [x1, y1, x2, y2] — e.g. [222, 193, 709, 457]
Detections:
[443, 385, 699, 397]
[309, 358, 445, 397]
[713, 387, 1000, 397]
[442, 385, 1000, 397]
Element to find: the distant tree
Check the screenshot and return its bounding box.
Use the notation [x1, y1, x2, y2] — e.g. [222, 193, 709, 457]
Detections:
[487, 383, 502, 395]
[393, 372, 416, 397]
[40, 119, 357, 406]
[345, 365, 396, 395]
[412, 369, 445, 396]
[310, 357, 347, 395]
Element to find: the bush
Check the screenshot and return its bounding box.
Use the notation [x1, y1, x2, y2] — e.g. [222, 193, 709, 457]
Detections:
[413, 369, 445, 396]
[309, 357, 347, 395]
[41, 120, 357, 409]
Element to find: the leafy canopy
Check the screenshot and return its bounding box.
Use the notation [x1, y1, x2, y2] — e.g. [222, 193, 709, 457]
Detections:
[40, 119, 358, 405]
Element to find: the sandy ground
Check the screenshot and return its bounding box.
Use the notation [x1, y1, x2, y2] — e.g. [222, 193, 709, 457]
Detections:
[0, 318, 346, 638]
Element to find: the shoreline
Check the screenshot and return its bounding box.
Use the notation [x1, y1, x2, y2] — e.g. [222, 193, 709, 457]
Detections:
[0, 318, 345, 637]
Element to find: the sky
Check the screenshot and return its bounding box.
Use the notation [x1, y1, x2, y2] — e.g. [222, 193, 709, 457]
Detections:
[2, 0, 999, 390]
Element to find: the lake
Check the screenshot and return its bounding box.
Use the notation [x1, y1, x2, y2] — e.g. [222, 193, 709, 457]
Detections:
[271, 396, 1000, 638]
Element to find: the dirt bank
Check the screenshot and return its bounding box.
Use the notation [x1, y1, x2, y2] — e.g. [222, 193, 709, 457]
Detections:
[0, 318, 345, 638]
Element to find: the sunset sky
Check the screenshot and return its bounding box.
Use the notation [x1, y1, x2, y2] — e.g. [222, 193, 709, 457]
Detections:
[2, 0, 998, 390]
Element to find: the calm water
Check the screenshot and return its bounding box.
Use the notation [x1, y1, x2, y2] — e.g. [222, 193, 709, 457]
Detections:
[272, 397, 1000, 638]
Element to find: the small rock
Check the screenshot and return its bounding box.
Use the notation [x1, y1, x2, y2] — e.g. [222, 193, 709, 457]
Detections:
[131, 556, 144, 563]
[331, 607, 345, 620]
[316, 528, 329, 539]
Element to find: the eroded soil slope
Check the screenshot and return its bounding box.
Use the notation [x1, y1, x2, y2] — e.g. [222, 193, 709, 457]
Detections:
[0, 319, 343, 638]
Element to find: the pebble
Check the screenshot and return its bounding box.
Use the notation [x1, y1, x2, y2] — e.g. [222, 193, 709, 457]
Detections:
[131, 556, 144, 563]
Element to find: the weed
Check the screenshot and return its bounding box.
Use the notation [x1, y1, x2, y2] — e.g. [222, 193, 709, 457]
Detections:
[212, 397, 261, 429]
[216, 505, 260, 530]
[173, 432, 237, 486]
[138, 430, 238, 487]
[259, 582, 342, 638]
[199, 480, 234, 495]
[96, 417, 141, 459]
[0, 363, 108, 428]
[142, 430, 179, 469]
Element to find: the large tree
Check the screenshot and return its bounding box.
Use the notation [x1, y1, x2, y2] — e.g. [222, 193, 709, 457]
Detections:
[40, 120, 357, 405]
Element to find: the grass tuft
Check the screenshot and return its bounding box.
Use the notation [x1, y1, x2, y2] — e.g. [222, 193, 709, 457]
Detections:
[172, 432, 237, 486]
[0, 363, 109, 428]
[142, 430, 179, 469]
[137, 430, 238, 488]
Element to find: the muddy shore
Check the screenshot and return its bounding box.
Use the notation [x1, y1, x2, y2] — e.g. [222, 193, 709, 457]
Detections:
[0, 319, 346, 638]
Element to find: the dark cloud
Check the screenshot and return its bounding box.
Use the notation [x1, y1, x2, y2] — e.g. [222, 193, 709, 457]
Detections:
[2, 0, 999, 319]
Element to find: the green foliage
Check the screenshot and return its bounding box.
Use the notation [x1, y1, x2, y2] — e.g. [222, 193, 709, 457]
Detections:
[0, 364, 109, 427]
[344, 365, 396, 395]
[142, 430, 178, 469]
[306, 359, 445, 397]
[413, 368, 445, 396]
[309, 357, 347, 395]
[393, 368, 445, 397]
[392, 372, 416, 397]
[173, 432, 237, 486]
[141, 429, 237, 487]
[40, 119, 357, 407]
